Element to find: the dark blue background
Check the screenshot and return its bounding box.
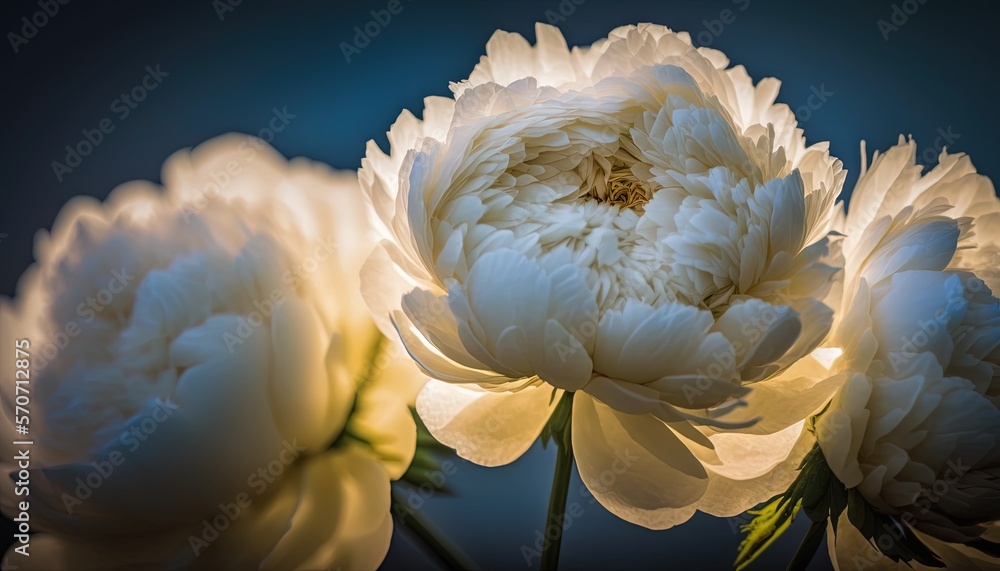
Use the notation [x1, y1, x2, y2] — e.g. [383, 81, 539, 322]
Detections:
[2, 0, 997, 569]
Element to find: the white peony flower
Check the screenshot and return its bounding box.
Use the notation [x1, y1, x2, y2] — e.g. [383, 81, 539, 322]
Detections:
[0, 135, 423, 570]
[811, 139, 1000, 569]
[840, 137, 1000, 299]
[361, 23, 847, 528]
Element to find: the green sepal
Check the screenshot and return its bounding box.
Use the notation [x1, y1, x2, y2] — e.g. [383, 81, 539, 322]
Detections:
[845, 489, 943, 568]
[540, 389, 572, 450]
[734, 441, 946, 570]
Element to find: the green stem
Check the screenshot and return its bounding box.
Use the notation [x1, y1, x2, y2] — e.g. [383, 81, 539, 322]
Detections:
[541, 392, 575, 571]
[391, 486, 480, 570]
[787, 519, 826, 571]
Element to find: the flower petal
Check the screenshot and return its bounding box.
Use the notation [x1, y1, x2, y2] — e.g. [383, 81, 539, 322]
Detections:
[696, 425, 815, 517]
[572, 393, 708, 529]
[449, 249, 597, 390]
[711, 299, 802, 383]
[29, 315, 284, 534]
[415, 380, 558, 467]
[595, 299, 735, 385]
[261, 447, 393, 571]
[269, 297, 334, 454]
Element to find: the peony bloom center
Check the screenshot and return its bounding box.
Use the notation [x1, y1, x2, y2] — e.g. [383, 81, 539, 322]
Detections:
[584, 150, 654, 212]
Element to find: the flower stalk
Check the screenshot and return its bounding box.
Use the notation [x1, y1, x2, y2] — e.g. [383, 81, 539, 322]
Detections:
[391, 486, 480, 571]
[541, 392, 575, 571]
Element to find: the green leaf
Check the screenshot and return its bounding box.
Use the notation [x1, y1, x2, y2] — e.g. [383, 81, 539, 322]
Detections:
[844, 489, 944, 568]
[827, 476, 848, 533]
[735, 496, 802, 571]
[847, 487, 869, 532]
[735, 446, 835, 570]
[787, 520, 826, 571]
[734, 440, 945, 570]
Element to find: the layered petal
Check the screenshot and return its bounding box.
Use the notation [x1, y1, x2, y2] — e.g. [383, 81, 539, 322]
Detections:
[573, 393, 707, 529]
[416, 380, 559, 467]
[361, 22, 849, 532]
[0, 136, 413, 570]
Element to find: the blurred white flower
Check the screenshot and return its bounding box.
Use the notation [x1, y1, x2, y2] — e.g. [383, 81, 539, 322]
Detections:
[362, 23, 847, 528]
[812, 139, 1000, 569]
[0, 135, 424, 570]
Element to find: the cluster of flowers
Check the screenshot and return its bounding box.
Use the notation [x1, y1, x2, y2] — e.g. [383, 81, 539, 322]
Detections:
[2, 23, 997, 570]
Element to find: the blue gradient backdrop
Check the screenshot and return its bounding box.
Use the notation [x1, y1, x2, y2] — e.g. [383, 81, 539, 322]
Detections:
[2, 0, 997, 569]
